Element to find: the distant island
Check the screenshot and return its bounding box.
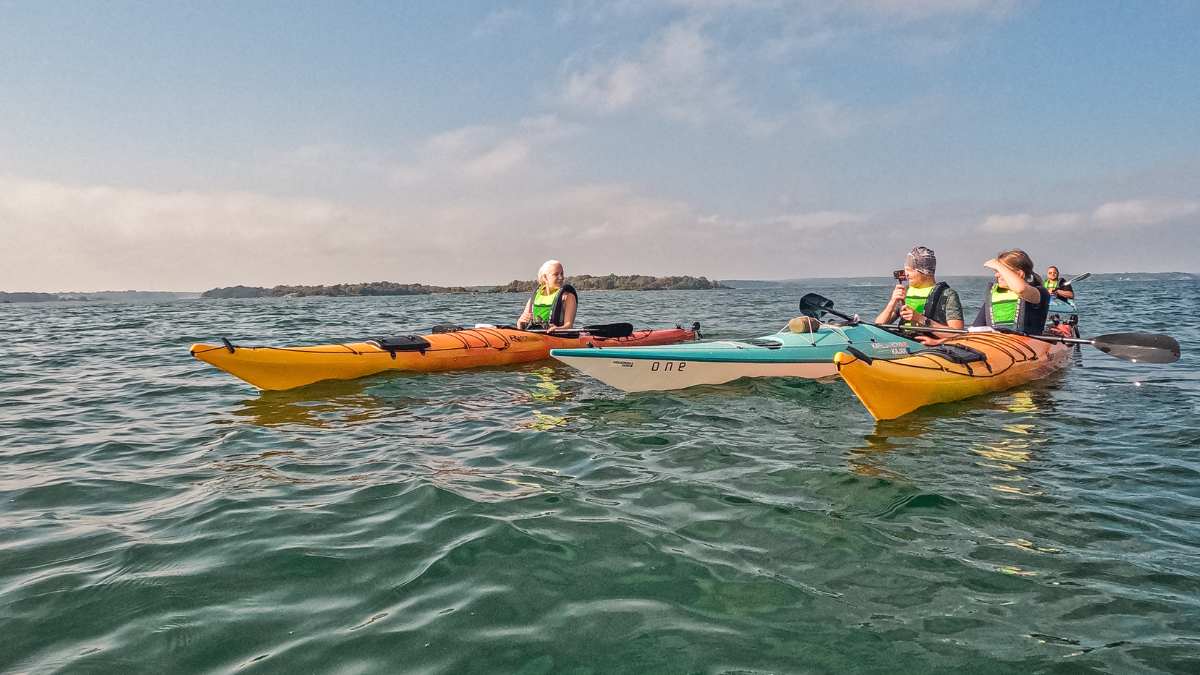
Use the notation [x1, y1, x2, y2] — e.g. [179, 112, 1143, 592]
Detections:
[0, 290, 200, 303]
[201, 274, 727, 299]
[5, 272, 1193, 302]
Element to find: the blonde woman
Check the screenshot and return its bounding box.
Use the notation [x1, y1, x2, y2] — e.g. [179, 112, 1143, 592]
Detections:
[517, 260, 578, 332]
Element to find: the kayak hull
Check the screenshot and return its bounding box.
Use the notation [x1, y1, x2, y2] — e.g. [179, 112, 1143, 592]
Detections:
[192, 327, 696, 391]
[549, 356, 838, 391]
[552, 324, 919, 392]
[835, 332, 1071, 420]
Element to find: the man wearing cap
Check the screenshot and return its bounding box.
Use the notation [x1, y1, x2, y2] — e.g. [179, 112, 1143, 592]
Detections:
[874, 246, 964, 344]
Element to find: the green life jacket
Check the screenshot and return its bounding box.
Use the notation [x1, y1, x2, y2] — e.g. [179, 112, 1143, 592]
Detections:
[899, 282, 948, 326]
[973, 282, 1050, 333]
[1045, 279, 1059, 292]
[988, 286, 1021, 327]
[531, 286, 561, 323]
[527, 284, 577, 327]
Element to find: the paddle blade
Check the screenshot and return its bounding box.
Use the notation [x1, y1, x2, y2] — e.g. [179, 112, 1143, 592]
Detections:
[1065, 272, 1091, 285]
[1092, 332, 1181, 364]
[583, 322, 634, 338]
[799, 293, 834, 319]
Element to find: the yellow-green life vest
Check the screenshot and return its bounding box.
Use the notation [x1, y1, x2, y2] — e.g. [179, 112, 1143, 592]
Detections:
[1045, 279, 1059, 292]
[904, 285, 934, 316]
[902, 285, 934, 328]
[532, 286, 562, 323]
[989, 287, 1020, 326]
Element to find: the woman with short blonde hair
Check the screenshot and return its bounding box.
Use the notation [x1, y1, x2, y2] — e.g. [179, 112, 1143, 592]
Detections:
[517, 260, 578, 331]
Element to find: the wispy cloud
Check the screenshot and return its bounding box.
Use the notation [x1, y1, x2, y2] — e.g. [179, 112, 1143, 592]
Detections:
[980, 198, 1198, 233]
[473, 7, 525, 38]
[557, 18, 778, 133]
[554, 0, 1024, 136]
[388, 115, 584, 188]
[847, 0, 1024, 22]
[1091, 199, 1200, 228]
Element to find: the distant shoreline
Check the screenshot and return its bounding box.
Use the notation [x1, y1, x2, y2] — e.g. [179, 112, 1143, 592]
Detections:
[3, 272, 1194, 303]
[199, 274, 727, 299]
[0, 291, 201, 303]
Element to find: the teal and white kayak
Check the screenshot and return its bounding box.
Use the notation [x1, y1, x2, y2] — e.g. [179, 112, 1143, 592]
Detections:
[1048, 298, 1080, 338]
[1049, 298, 1078, 315]
[551, 323, 921, 392]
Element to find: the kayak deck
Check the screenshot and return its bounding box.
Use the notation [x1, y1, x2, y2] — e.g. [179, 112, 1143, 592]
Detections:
[193, 326, 696, 391]
[551, 323, 919, 392]
[835, 331, 1071, 420]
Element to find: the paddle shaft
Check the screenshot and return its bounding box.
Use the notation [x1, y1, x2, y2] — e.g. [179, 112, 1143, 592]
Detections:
[516, 322, 634, 338]
[815, 304, 1096, 347]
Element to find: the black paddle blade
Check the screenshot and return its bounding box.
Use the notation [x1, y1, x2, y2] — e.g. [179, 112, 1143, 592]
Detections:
[583, 322, 634, 338]
[799, 293, 834, 318]
[1092, 332, 1181, 364]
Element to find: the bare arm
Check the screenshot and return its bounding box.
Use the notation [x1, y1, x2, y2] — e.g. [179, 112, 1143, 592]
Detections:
[517, 298, 533, 329]
[875, 284, 906, 324]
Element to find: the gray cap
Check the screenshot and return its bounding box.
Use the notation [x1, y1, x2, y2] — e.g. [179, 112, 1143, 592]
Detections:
[906, 246, 936, 275]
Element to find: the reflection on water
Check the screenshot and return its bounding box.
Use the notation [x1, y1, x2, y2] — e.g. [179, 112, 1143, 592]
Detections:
[848, 388, 1060, 483]
[517, 366, 570, 430]
[227, 377, 430, 428]
[426, 458, 553, 502]
[847, 413, 936, 479]
[972, 391, 1050, 497]
[2, 283, 1198, 672]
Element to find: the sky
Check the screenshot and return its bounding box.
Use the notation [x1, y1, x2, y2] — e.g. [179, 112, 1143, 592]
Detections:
[0, 0, 1197, 292]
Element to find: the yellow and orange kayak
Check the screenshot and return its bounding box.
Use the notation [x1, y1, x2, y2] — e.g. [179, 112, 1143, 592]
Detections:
[192, 326, 697, 391]
[834, 331, 1071, 420]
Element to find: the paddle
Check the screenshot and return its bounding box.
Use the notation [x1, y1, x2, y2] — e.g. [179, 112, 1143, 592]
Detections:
[1063, 272, 1091, 285]
[798, 293, 1180, 364]
[517, 322, 635, 339]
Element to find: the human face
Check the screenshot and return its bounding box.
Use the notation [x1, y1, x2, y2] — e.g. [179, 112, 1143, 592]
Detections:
[1046, 267, 1059, 280]
[543, 265, 565, 290]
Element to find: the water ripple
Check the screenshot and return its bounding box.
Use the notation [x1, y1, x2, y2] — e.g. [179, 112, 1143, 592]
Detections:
[2, 284, 1198, 672]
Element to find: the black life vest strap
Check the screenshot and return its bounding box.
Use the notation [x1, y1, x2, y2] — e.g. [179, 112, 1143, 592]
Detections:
[925, 282, 948, 322]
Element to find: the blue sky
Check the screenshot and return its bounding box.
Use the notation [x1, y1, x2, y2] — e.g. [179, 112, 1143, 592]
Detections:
[1, 0, 1197, 291]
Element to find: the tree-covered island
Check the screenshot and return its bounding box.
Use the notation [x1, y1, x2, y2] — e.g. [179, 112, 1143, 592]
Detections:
[200, 275, 727, 299]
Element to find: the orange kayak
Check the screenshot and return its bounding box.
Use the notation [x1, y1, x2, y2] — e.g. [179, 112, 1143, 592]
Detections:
[192, 325, 697, 391]
[834, 331, 1071, 420]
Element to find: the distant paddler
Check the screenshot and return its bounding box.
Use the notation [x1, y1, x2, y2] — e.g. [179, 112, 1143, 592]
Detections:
[516, 260, 578, 332]
[1044, 266, 1075, 300]
[874, 246, 964, 345]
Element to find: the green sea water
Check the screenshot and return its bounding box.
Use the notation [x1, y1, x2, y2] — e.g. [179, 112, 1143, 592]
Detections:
[2, 280, 1198, 673]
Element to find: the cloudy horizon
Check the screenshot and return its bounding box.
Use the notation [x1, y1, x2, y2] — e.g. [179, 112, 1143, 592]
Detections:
[2, 2, 1197, 293]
